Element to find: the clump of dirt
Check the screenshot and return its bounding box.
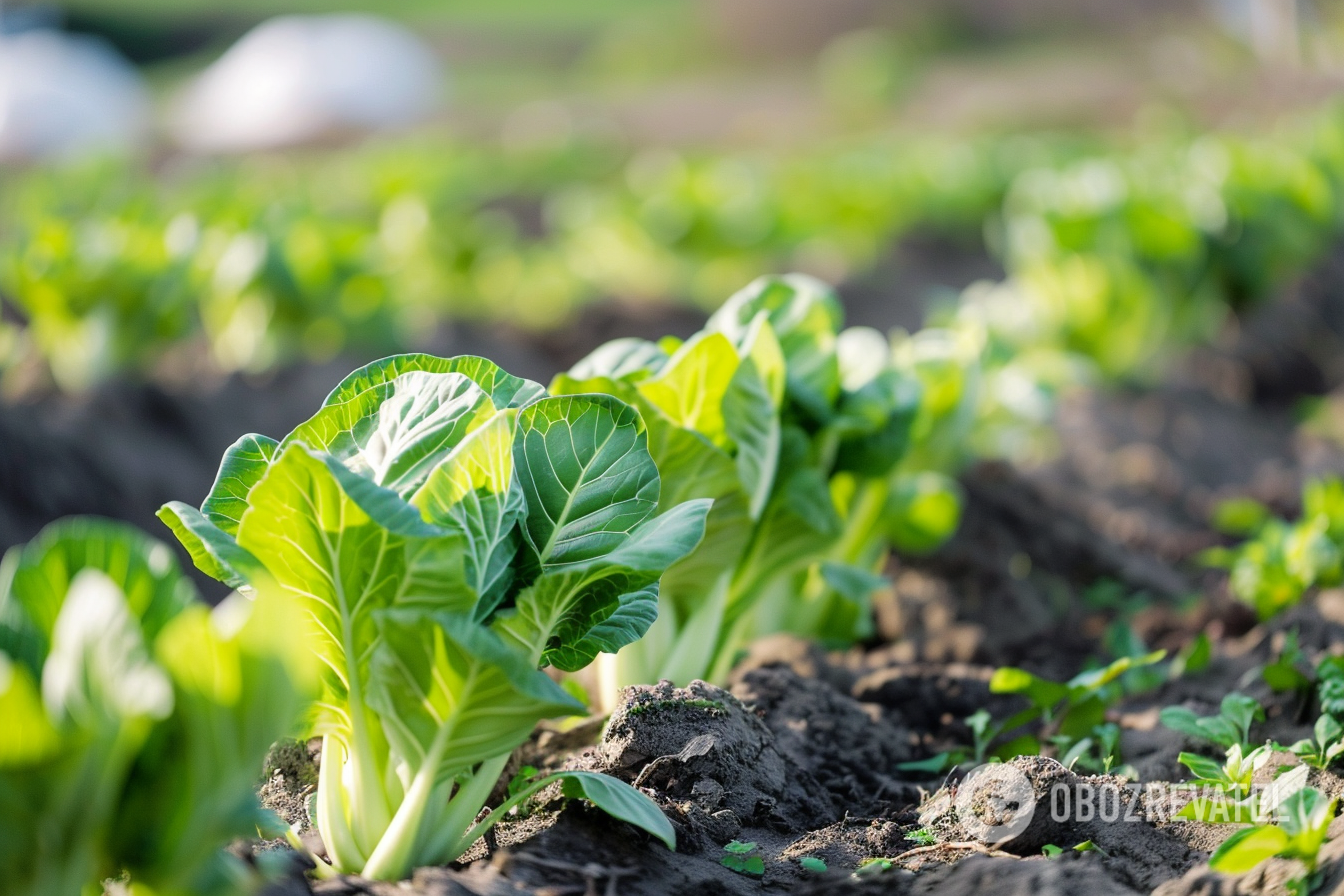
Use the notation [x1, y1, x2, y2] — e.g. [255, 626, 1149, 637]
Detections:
[729, 665, 921, 816]
[588, 679, 838, 843]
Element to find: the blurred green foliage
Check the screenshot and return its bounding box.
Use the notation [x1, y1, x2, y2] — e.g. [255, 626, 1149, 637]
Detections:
[3, 103, 1344, 412]
[0, 129, 1080, 392]
[1203, 477, 1344, 619]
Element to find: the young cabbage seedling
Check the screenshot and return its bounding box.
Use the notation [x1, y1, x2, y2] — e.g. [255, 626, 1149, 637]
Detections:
[1160, 693, 1264, 752]
[1177, 744, 1272, 797]
[1207, 787, 1337, 894]
[1284, 714, 1344, 770]
[1042, 841, 1104, 858]
[160, 354, 708, 880]
[989, 651, 1164, 756]
[0, 518, 315, 896]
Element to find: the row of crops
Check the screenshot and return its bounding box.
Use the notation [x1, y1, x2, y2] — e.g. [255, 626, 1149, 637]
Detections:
[5, 103, 1341, 399]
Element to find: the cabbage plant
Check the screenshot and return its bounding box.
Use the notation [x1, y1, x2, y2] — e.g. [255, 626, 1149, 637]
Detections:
[160, 354, 707, 880]
[552, 276, 966, 707]
[0, 517, 314, 896]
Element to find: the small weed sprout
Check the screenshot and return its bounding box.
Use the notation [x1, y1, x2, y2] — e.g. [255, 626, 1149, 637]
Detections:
[905, 828, 937, 846]
[720, 841, 765, 876]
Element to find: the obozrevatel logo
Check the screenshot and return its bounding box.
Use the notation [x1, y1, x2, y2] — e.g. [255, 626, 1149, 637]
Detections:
[954, 764, 1036, 844]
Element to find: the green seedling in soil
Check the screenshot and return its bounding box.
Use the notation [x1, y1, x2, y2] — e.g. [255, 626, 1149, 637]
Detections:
[1283, 715, 1344, 770]
[1178, 744, 1272, 797]
[989, 651, 1165, 755]
[856, 857, 894, 876]
[905, 829, 937, 846]
[1043, 841, 1105, 858]
[161, 354, 707, 880]
[553, 276, 966, 707]
[1178, 760, 1312, 828]
[1161, 692, 1265, 752]
[1084, 579, 1203, 689]
[1264, 629, 1314, 696]
[1057, 722, 1129, 776]
[1207, 787, 1338, 895]
[799, 857, 827, 873]
[721, 841, 765, 876]
[0, 518, 316, 896]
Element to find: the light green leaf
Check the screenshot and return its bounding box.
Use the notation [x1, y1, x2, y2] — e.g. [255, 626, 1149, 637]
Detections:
[558, 771, 676, 850]
[514, 395, 659, 567]
[569, 338, 669, 382]
[321, 354, 545, 411]
[199, 433, 279, 537]
[1176, 798, 1258, 824]
[43, 570, 174, 726]
[723, 317, 784, 519]
[236, 444, 471, 720]
[284, 371, 497, 497]
[1067, 651, 1166, 695]
[636, 332, 740, 448]
[707, 274, 843, 422]
[1209, 825, 1290, 874]
[1177, 752, 1227, 783]
[989, 667, 1068, 709]
[156, 502, 264, 593]
[1279, 787, 1334, 839]
[111, 589, 315, 894]
[413, 411, 525, 618]
[367, 610, 582, 778]
[0, 653, 59, 767]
